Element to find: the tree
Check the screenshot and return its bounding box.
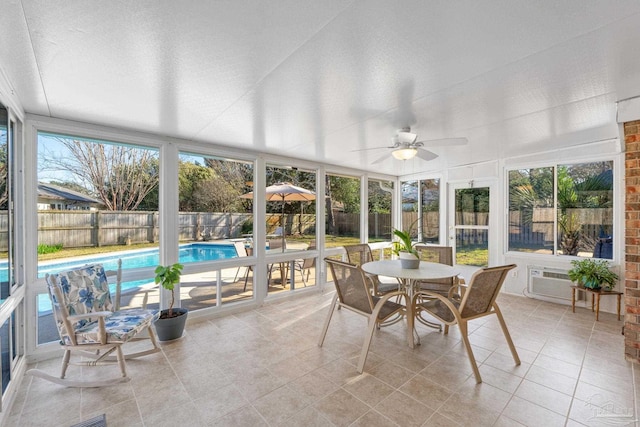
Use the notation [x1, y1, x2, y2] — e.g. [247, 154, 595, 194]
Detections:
[178, 161, 214, 211]
[42, 138, 159, 211]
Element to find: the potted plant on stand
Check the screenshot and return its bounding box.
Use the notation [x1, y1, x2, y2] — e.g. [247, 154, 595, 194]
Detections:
[154, 263, 188, 341]
[567, 258, 618, 291]
[391, 228, 420, 269]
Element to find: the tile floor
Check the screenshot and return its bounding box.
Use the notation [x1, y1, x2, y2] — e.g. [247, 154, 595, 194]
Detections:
[8, 291, 638, 427]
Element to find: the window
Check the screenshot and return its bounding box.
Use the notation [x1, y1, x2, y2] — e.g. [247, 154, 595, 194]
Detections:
[508, 161, 613, 258]
[37, 131, 160, 344]
[178, 151, 255, 306]
[325, 173, 360, 246]
[265, 164, 317, 293]
[399, 178, 441, 243]
[0, 105, 14, 305]
[421, 179, 440, 243]
[368, 178, 393, 242]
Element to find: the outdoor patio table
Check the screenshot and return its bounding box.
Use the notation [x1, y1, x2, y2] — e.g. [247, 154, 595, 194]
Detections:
[362, 260, 460, 348]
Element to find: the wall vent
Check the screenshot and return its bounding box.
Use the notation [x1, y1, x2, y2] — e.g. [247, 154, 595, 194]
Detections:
[527, 266, 582, 301]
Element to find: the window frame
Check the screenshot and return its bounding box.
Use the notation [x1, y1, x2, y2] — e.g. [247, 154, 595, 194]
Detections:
[505, 155, 619, 262]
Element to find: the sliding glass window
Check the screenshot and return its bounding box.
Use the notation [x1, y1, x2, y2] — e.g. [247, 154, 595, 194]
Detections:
[508, 161, 613, 258]
[367, 178, 393, 242]
[325, 173, 360, 248]
[177, 152, 254, 307]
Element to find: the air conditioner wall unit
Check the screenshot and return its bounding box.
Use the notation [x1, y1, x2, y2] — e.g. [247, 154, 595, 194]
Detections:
[527, 266, 583, 301]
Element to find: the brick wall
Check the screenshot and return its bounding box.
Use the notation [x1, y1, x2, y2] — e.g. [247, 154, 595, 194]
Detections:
[625, 120, 640, 362]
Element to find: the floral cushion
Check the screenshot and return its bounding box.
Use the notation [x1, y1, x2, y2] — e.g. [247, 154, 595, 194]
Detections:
[54, 264, 114, 314]
[70, 308, 160, 345]
[48, 264, 160, 345]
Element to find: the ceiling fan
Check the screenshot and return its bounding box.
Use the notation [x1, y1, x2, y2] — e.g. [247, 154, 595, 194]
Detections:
[369, 127, 468, 164]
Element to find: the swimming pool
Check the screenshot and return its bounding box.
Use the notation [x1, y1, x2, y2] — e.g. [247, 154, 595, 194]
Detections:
[36, 243, 239, 278]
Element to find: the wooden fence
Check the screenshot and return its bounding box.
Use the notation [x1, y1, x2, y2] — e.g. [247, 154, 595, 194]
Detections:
[0, 206, 613, 251]
[508, 208, 613, 247]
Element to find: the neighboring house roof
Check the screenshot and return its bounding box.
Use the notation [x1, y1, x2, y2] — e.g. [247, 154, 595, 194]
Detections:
[37, 183, 102, 207]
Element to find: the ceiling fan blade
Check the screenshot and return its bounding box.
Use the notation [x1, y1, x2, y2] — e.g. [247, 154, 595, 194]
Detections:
[371, 153, 390, 164]
[415, 148, 439, 161]
[417, 137, 468, 147]
[350, 146, 393, 152]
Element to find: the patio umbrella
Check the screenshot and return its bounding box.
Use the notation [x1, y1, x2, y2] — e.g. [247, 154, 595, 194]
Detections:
[240, 182, 316, 250]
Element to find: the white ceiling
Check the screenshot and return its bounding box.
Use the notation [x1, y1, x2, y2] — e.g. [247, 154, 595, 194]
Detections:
[2, 0, 640, 175]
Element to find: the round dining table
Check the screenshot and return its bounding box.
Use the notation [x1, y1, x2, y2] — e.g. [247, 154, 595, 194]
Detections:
[361, 259, 460, 348]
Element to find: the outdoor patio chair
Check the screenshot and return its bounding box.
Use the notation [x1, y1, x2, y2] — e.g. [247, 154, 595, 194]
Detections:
[414, 245, 463, 296]
[343, 243, 398, 295]
[410, 264, 520, 383]
[293, 242, 316, 286]
[233, 241, 254, 292]
[27, 264, 161, 387]
[320, 258, 407, 373]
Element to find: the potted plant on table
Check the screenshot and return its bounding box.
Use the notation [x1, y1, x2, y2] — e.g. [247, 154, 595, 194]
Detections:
[391, 228, 420, 269]
[153, 263, 188, 341]
[567, 258, 618, 291]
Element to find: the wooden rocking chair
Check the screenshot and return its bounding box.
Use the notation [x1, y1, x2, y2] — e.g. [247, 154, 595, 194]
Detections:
[27, 264, 160, 387]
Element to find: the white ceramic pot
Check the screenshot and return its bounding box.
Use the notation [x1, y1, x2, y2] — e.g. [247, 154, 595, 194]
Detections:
[399, 251, 420, 269]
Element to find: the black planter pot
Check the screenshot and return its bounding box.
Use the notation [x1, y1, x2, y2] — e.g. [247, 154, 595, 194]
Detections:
[154, 307, 188, 341]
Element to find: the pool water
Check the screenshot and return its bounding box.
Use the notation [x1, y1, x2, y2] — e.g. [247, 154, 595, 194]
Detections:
[33, 243, 239, 314]
[37, 243, 238, 277]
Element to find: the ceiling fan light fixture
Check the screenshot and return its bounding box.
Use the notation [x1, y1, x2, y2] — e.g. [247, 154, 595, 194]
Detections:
[391, 147, 418, 160]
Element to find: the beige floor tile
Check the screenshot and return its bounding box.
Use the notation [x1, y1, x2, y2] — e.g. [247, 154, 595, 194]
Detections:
[423, 412, 462, 426]
[374, 390, 433, 427]
[80, 384, 136, 417]
[524, 365, 578, 396]
[419, 358, 473, 390]
[366, 360, 416, 388]
[142, 400, 204, 427]
[209, 405, 268, 427]
[288, 369, 341, 401]
[502, 396, 566, 427]
[514, 379, 573, 416]
[342, 373, 395, 406]
[252, 385, 311, 425]
[317, 358, 361, 386]
[455, 380, 513, 413]
[313, 388, 370, 426]
[350, 409, 400, 427]
[436, 392, 501, 427]
[532, 354, 582, 379]
[192, 383, 250, 421]
[398, 374, 453, 410]
[12, 291, 638, 427]
[473, 364, 524, 394]
[278, 406, 335, 427]
[492, 415, 526, 426]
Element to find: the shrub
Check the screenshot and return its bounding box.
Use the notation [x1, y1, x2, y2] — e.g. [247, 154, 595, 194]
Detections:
[37, 243, 63, 255]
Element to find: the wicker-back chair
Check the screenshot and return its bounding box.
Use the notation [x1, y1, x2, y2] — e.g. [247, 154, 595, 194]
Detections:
[410, 264, 520, 383]
[319, 258, 407, 373]
[343, 244, 398, 295]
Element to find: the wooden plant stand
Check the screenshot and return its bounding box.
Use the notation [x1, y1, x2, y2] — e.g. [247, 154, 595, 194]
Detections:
[570, 285, 623, 321]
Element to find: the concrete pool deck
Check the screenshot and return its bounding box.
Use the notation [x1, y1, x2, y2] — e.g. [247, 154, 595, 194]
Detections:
[37, 264, 317, 344]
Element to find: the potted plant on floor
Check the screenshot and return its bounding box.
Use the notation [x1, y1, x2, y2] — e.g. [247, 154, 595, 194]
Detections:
[154, 262, 188, 341]
[567, 258, 618, 291]
[391, 228, 420, 269]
